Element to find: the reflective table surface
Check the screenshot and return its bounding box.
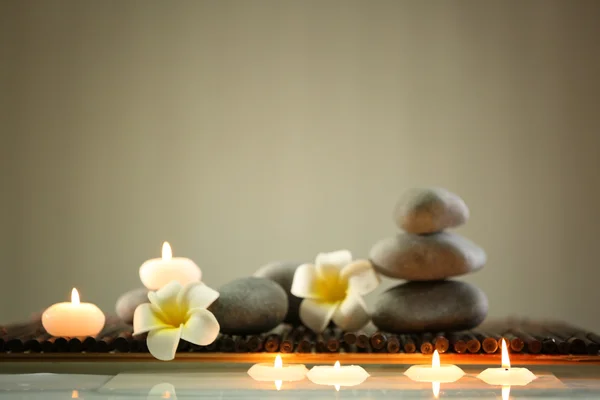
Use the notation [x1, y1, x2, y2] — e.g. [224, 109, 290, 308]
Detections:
[1, 365, 600, 399]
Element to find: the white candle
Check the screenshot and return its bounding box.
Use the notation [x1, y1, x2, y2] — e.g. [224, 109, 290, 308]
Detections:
[477, 339, 537, 386]
[306, 361, 370, 390]
[404, 350, 465, 383]
[139, 242, 202, 290]
[247, 355, 308, 390]
[42, 288, 105, 337]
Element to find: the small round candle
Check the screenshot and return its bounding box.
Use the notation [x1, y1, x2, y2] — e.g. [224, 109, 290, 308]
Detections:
[404, 350, 465, 383]
[139, 242, 202, 290]
[477, 339, 537, 386]
[306, 361, 370, 389]
[247, 355, 308, 390]
[42, 288, 105, 337]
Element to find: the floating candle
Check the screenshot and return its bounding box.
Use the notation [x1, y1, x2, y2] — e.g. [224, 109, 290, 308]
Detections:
[477, 339, 537, 386]
[306, 361, 370, 389]
[139, 242, 202, 290]
[42, 288, 105, 337]
[247, 355, 308, 390]
[404, 350, 465, 383]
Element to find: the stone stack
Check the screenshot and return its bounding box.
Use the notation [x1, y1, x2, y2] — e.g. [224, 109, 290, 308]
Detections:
[369, 187, 488, 333]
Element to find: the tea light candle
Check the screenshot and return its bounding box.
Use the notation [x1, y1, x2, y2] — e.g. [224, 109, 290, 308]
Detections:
[404, 350, 465, 383]
[248, 355, 308, 390]
[42, 288, 105, 337]
[306, 361, 370, 390]
[139, 242, 202, 290]
[477, 339, 537, 386]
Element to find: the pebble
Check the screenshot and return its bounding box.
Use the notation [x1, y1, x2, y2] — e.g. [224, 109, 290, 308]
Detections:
[254, 261, 303, 325]
[394, 187, 469, 234]
[372, 280, 488, 333]
[369, 232, 486, 280]
[115, 288, 149, 325]
[208, 277, 288, 335]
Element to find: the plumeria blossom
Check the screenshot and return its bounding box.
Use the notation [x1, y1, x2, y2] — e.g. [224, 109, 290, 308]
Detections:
[133, 280, 220, 361]
[291, 250, 380, 333]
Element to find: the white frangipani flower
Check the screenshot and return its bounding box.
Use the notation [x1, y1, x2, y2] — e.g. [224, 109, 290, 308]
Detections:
[133, 280, 220, 361]
[291, 250, 380, 333]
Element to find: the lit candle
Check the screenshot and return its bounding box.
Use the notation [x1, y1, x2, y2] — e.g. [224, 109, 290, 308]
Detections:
[139, 242, 202, 290]
[306, 361, 370, 390]
[477, 339, 537, 386]
[42, 288, 105, 337]
[405, 350, 465, 383]
[404, 350, 465, 398]
[247, 355, 308, 390]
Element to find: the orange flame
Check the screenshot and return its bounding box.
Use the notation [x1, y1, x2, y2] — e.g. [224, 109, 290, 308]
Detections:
[501, 339, 511, 368]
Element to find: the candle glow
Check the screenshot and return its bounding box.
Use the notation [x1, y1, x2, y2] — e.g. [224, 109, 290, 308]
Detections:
[477, 339, 537, 386]
[42, 288, 105, 338]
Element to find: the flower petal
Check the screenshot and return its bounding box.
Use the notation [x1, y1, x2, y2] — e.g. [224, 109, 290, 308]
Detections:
[341, 259, 381, 295]
[332, 294, 370, 331]
[133, 303, 169, 335]
[178, 282, 220, 310]
[181, 309, 220, 346]
[146, 326, 182, 361]
[299, 299, 338, 333]
[148, 280, 182, 307]
[291, 263, 320, 299]
[315, 250, 353, 269]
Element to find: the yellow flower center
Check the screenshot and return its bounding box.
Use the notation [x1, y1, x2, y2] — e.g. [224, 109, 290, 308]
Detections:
[314, 266, 348, 303]
[157, 302, 189, 327]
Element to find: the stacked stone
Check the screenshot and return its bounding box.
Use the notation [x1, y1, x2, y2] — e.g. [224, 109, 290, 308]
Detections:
[370, 188, 488, 333]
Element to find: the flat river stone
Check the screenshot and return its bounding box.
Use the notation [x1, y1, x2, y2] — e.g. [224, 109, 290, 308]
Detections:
[369, 232, 486, 280]
[208, 277, 288, 335]
[372, 280, 488, 333]
[254, 261, 303, 325]
[394, 187, 469, 234]
[116, 288, 149, 325]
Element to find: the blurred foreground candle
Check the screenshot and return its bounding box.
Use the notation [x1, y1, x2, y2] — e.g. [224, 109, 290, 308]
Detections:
[405, 350, 465, 398]
[477, 339, 536, 386]
[307, 361, 370, 390]
[247, 355, 308, 390]
[42, 288, 105, 337]
[139, 242, 202, 290]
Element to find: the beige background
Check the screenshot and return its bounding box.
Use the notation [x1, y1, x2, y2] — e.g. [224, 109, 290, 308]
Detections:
[2, 1, 599, 331]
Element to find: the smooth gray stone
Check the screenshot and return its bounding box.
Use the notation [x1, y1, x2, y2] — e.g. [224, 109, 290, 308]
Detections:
[372, 280, 488, 333]
[254, 261, 303, 325]
[115, 288, 149, 325]
[369, 232, 486, 280]
[208, 277, 288, 335]
[394, 187, 469, 234]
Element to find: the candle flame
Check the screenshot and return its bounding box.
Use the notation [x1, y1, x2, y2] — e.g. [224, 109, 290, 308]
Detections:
[275, 380, 282, 391]
[502, 385, 510, 400]
[274, 354, 282, 368]
[432, 382, 440, 398]
[162, 391, 171, 399]
[334, 384, 340, 391]
[432, 350, 440, 368]
[71, 390, 79, 399]
[334, 361, 340, 369]
[71, 288, 80, 305]
[162, 242, 173, 261]
[501, 339, 511, 368]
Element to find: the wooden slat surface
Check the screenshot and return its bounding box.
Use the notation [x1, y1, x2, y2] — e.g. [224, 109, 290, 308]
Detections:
[2, 352, 600, 365]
